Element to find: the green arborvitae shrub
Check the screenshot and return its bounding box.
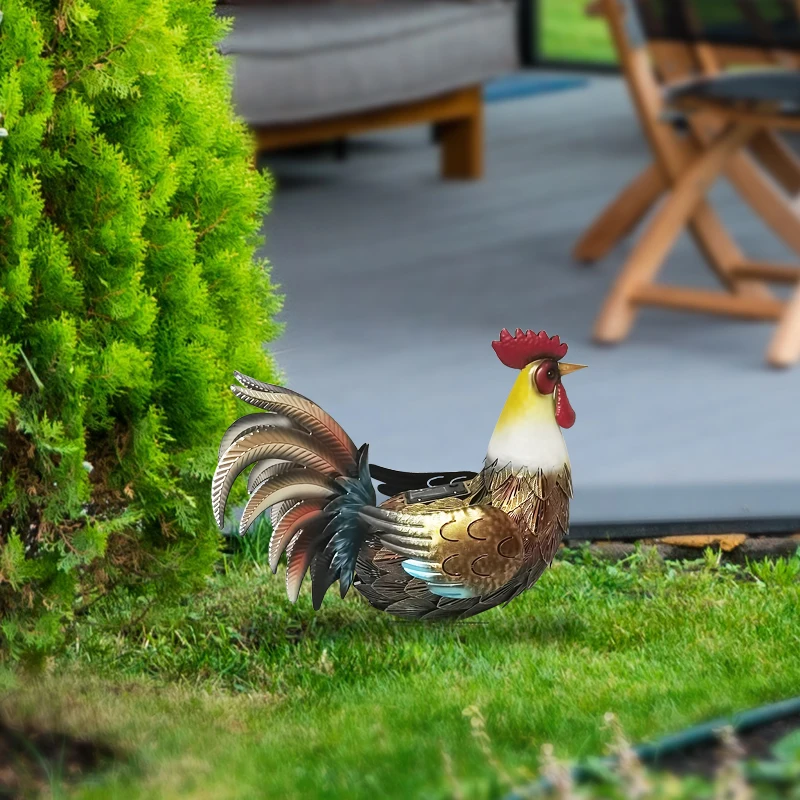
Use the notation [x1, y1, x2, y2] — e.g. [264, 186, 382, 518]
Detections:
[0, 0, 281, 660]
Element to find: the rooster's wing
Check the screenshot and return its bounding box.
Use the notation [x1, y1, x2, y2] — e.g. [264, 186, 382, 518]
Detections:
[358, 504, 524, 599]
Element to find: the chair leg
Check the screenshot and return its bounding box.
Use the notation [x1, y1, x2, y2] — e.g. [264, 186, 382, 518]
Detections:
[572, 140, 770, 295]
[767, 283, 800, 367]
[749, 130, 800, 195]
[594, 123, 759, 343]
[686, 205, 745, 289]
[685, 201, 777, 300]
[681, 118, 789, 297]
[573, 163, 666, 263]
[725, 151, 800, 258]
[689, 113, 800, 260]
[439, 90, 484, 180]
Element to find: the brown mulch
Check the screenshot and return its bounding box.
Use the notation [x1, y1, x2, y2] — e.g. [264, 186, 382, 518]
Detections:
[573, 534, 800, 563]
[0, 718, 117, 799]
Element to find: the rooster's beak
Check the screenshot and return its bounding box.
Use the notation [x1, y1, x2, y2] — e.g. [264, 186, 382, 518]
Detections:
[558, 362, 587, 376]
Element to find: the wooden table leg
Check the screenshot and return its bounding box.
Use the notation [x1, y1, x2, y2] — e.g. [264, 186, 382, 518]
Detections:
[573, 163, 666, 263]
[594, 123, 759, 343]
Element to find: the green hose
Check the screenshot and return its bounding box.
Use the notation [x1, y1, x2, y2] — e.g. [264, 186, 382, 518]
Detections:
[506, 696, 800, 798]
[635, 696, 800, 765]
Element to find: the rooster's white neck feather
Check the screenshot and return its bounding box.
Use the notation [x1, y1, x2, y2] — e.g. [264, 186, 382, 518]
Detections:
[486, 418, 569, 474]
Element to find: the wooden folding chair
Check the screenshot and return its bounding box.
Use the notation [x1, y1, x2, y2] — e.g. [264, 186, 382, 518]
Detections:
[575, 0, 800, 264]
[586, 0, 800, 367]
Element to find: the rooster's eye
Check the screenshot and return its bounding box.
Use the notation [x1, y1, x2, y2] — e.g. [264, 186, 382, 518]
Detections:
[533, 360, 560, 395]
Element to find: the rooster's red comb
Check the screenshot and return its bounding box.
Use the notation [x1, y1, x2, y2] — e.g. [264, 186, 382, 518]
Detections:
[492, 328, 568, 369]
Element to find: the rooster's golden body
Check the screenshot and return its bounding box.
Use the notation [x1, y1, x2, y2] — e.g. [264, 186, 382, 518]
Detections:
[212, 329, 584, 620]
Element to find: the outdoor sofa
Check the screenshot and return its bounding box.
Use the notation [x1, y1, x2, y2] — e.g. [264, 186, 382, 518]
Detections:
[217, 0, 519, 178]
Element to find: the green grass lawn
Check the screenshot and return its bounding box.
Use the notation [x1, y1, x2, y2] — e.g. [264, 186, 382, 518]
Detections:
[540, 0, 616, 64]
[2, 545, 799, 798]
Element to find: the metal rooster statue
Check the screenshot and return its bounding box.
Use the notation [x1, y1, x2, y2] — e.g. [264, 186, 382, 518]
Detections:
[212, 329, 585, 620]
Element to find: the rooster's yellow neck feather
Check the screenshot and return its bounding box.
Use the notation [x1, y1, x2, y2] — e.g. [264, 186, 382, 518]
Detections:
[486, 367, 569, 474]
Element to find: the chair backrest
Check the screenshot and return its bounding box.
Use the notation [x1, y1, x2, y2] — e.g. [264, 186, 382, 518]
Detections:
[628, 0, 800, 50]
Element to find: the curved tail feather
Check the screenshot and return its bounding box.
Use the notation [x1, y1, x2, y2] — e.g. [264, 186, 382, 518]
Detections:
[271, 499, 298, 530]
[247, 459, 292, 494]
[239, 468, 339, 535]
[230, 384, 357, 472]
[218, 413, 297, 459]
[233, 370, 306, 399]
[310, 544, 338, 610]
[269, 499, 327, 573]
[213, 376, 377, 605]
[213, 427, 346, 527]
[286, 515, 330, 602]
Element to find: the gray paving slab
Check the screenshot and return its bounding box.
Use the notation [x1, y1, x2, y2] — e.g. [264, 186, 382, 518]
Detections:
[257, 74, 800, 527]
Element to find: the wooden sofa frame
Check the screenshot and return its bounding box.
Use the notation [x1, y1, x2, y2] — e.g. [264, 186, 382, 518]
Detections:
[254, 86, 484, 180]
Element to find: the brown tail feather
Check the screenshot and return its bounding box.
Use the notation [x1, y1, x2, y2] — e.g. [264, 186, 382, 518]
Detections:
[286, 516, 329, 602]
[230, 385, 357, 472]
[269, 499, 327, 573]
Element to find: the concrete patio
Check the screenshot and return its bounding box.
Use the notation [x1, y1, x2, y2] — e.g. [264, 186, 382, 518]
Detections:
[259, 74, 800, 531]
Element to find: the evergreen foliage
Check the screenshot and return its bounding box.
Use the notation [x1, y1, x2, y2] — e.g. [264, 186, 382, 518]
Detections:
[0, 0, 280, 659]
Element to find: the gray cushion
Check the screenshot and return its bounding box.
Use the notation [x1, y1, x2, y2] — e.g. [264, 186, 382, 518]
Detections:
[218, 1, 517, 125]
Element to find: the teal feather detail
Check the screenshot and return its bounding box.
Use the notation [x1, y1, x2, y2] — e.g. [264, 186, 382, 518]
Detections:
[320, 444, 376, 596]
[402, 559, 476, 599]
[429, 585, 475, 599]
[401, 559, 441, 581]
